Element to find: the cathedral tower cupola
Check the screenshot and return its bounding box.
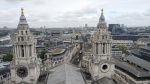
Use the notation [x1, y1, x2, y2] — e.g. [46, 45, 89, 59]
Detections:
[18, 8, 29, 29]
[97, 9, 107, 28]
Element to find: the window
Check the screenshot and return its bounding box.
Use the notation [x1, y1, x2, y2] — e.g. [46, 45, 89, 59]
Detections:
[26, 31, 27, 35]
[28, 37, 30, 41]
[102, 36, 104, 39]
[103, 43, 105, 54]
[29, 45, 32, 56]
[21, 31, 23, 35]
[21, 45, 24, 57]
[21, 37, 24, 41]
[18, 37, 20, 41]
[96, 43, 98, 54]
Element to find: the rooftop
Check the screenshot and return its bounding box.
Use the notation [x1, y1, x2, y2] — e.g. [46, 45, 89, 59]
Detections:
[115, 56, 150, 78]
[112, 48, 121, 51]
[52, 49, 63, 53]
[92, 77, 116, 84]
[0, 62, 10, 69]
[125, 56, 150, 71]
[0, 67, 10, 75]
[47, 63, 85, 84]
[138, 38, 150, 42]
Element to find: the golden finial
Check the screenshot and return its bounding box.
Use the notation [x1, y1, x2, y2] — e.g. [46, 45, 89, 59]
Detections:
[101, 8, 104, 16]
[21, 8, 24, 16]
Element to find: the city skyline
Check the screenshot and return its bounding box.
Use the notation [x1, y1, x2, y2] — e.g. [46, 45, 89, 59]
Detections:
[0, 0, 150, 28]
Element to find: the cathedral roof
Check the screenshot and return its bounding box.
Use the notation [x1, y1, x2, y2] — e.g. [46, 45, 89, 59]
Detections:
[99, 8, 105, 22]
[92, 77, 116, 84]
[47, 63, 85, 84]
[97, 9, 107, 28]
[18, 8, 29, 28]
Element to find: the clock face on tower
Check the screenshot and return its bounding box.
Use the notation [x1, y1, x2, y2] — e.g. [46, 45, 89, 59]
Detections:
[16, 66, 28, 78]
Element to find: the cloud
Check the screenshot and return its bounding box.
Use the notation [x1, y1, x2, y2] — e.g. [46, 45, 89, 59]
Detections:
[0, 0, 149, 27]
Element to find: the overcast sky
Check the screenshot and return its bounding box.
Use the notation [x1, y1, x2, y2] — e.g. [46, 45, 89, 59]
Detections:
[0, 0, 150, 28]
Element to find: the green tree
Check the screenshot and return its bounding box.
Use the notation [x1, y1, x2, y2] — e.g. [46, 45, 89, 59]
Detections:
[38, 50, 48, 59]
[3, 53, 13, 62]
[117, 45, 126, 53]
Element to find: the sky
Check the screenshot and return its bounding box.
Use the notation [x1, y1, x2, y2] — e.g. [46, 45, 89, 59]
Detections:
[0, 0, 150, 28]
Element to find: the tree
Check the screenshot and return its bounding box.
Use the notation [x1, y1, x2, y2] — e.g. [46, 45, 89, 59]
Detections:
[38, 50, 48, 59]
[3, 53, 13, 62]
[116, 45, 127, 54]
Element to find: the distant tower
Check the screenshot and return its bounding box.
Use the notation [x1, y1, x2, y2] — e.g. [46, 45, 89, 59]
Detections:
[85, 24, 88, 28]
[89, 9, 115, 80]
[10, 8, 40, 84]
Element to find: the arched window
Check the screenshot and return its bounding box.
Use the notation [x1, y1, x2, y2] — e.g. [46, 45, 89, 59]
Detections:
[18, 37, 20, 41]
[21, 31, 23, 35]
[26, 31, 27, 35]
[102, 36, 104, 39]
[96, 43, 98, 54]
[29, 45, 32, 56]
[21, 45, 24, 57]
[21, 37, 24, 41]
[103, 43, 105, 54]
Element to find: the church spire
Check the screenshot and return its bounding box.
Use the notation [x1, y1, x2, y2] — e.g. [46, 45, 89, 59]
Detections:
[18, 8, 29, 28]
[99, 8, 105, 22]
[101, 8, 104, 16]
[97, 8, 106, 28]
[21, 8, 24, 16]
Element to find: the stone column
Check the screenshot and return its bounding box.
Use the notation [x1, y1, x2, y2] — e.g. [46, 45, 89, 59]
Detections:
[93, 43, 94, 53]
[105, 43, 106, 54]
[107, 43, 108, 54]
[24, 46, 26, 57]
[102, 43, 103, 54]
[26, 46, 28, 57]
[32, 45, 34, 56]
[99, 43, 101, 54]
[16, 45, 18, 57]
[18, 45, 20, 57]
[20, 45, 22, 57]
[105, 43, 107, 54]
[108, 43, 111, 55]
[94, 43, 96, 54]
[34, 44, 36, 53]
[14, 46, 16, 57]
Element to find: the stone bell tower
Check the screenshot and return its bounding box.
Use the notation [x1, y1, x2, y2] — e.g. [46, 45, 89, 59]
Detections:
[10, 8, 40, 84]
[89, 9, 115, 81]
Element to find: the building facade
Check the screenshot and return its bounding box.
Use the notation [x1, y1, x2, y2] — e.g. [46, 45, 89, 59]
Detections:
[111, 48, 122, 57]
[89, 9, 115, 81]
[112, 40, 133, 48]
[10, 8, 40, 84]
